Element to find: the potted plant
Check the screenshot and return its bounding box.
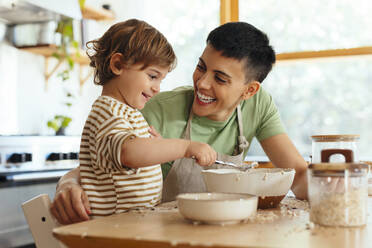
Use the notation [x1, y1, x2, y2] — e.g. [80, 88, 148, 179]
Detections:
[47, 90, 75, 135]
[47, 115, 72, 135]
[46, 0, 87, 135]
[52, 18, 80, 81]
[46, 18, 79, 135]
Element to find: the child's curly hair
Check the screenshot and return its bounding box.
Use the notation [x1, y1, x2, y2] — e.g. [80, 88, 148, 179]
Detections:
[86, 19, 176, 85]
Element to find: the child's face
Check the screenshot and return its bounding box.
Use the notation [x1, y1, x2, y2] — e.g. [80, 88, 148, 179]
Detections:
[114, 63, 169, 109]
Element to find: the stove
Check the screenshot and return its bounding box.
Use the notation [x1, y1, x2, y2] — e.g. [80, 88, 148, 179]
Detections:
[0, 135, 80, 180]
[0, 135, 80, 248]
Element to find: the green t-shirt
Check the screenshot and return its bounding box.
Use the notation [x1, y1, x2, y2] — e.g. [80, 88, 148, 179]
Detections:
[140, 86, 285, 179]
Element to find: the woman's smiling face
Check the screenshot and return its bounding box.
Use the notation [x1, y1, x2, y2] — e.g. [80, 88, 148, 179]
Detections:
[192, 44, 257, 121]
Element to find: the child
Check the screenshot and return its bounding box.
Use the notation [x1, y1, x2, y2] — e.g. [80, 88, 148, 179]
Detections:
[80, 19, 217, 217]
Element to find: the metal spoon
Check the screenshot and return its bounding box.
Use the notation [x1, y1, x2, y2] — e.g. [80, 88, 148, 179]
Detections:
[215, 160, 258, 171]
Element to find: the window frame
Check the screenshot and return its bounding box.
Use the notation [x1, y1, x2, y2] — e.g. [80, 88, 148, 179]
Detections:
[220, 0, 372, 61]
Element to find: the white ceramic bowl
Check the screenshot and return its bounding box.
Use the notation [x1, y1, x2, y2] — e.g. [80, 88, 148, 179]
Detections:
[177, 192, 257, 225]
[202, 168, 295, 208]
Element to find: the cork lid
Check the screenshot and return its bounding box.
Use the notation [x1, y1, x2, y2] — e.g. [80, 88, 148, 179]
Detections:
[308, 163, 369, 177]
[311, 134, 360, 142]
[309, 163, 368, 171]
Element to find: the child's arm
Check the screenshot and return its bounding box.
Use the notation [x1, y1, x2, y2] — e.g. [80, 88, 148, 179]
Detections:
[121, 137, 216, 168]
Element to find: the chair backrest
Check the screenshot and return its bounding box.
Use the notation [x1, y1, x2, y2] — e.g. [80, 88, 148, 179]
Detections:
[22, 194, 66, 248]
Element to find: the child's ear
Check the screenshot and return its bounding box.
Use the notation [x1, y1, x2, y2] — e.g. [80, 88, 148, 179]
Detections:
[242, 81, 260, 100]
[110, 53, 124, 75]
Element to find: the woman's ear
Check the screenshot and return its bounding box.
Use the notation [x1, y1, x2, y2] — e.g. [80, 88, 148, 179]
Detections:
[110, 53, 124, 76]
[242, 81, 260, 100]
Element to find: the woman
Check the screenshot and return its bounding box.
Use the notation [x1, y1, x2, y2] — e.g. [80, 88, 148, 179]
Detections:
[51, 21, 308, 224]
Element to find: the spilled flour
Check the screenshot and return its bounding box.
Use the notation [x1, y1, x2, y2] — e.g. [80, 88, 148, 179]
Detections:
[128, 200, 178, 216]
[246, 196, 310, 224]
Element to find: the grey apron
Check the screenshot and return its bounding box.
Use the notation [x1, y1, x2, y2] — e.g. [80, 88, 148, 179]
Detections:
[162, 104, 249, 202]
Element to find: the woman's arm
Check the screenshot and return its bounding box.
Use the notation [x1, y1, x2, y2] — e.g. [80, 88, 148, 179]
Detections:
[260, 133, 308, 200]
[50, 167, 91, 224]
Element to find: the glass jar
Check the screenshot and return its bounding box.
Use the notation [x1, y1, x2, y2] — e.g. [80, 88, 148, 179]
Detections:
[311, 134, 360, 163]
[307, 162, 369, 227]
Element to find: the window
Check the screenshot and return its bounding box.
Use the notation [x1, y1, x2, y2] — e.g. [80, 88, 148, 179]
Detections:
[240, 0, 372, 53]
[239, 0, 372, 159]
[139, 0, 220, 91]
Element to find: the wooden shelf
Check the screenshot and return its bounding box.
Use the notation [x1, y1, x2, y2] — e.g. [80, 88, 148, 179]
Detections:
[19, 45, 90, 65]
[276, 46, 372, 61]
[19, 45, 92, 90]
[81, 5, 115, 21]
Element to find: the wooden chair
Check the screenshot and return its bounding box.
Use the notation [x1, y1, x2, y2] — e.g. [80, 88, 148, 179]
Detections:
[22, 194, 66, 248]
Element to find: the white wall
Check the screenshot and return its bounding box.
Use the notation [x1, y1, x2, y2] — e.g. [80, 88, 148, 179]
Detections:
[0, 37, 102, 135]
[0, 0, 143, 136]
[0, 43, 18, 134]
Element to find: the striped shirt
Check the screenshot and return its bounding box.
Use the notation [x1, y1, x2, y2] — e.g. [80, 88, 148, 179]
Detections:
[79, 95, 162, 217]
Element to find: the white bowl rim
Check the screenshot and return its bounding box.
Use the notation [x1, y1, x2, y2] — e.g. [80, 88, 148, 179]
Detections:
[202, 168, 244, 174]
[176, 192, 257, 202]
[202, 168, 295, 175]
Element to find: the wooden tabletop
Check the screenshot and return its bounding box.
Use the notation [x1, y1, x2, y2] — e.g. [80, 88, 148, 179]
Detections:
[53, 197, 372, 248]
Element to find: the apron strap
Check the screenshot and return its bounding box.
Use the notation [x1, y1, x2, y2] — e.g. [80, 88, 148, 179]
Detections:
[186, 104, 249, 154]
[183, 110, 193, 139]
[236, 104, 249, 153]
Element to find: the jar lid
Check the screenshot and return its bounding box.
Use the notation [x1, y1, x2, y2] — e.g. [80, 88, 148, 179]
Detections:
[309, 163, 369, 177]
[311, 134, 360, 142]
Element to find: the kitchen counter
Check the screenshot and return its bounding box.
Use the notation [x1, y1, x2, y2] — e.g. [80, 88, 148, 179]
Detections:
[53, 197, 372, 248]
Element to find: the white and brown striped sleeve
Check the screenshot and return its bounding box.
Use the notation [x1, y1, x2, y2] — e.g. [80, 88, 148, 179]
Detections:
[95, 108, 137, 172]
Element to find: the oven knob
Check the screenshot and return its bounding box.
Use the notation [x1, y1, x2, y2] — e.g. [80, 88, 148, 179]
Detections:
[69, 152, 79, 160]
[8, 153, 22, 163]
[25, 153, 32, 162]
[62, 152, 79, 160]
[62, 153, 70, 160]
[47, 153, 64, 161]
[8, 153, 32, 163]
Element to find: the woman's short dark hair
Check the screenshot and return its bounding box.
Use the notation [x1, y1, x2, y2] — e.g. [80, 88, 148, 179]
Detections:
[87, 19, 176, 85]
[207, 22, 275, 83]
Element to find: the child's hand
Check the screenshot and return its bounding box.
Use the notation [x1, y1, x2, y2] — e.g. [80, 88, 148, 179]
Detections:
[186, 141, 217, 166]
[149, 126, 162, 139]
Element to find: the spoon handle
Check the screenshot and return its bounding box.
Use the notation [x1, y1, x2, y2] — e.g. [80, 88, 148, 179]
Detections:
[215, 160, 239, 167]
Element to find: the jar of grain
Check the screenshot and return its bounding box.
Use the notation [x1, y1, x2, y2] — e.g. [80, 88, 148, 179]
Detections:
[307, 160, 369, 227]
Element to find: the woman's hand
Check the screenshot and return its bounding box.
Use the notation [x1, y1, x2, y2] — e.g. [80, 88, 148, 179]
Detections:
[186, 141, 217, 166]
[291, 169, 308, 200]
[50, 171, 91, 224]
